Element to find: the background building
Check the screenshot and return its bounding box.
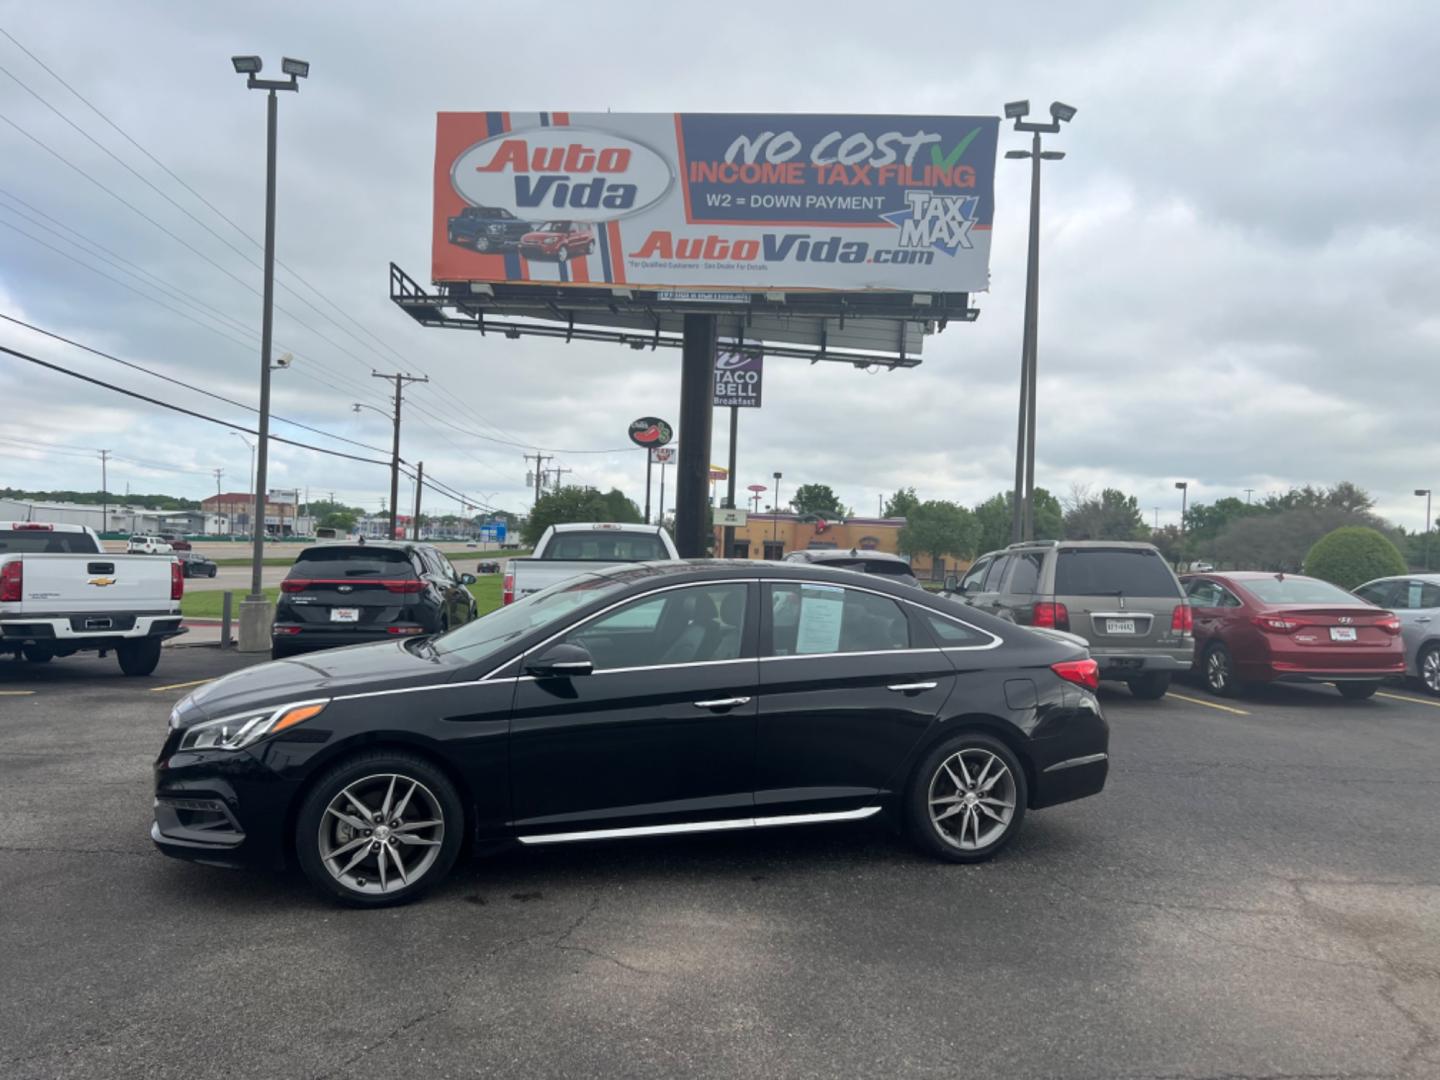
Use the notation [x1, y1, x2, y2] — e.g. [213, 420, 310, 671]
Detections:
[724, 514, 954, 579]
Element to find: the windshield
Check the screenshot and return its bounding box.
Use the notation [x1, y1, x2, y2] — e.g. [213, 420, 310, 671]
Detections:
[0, 529, 100, 554]
[430, 572, 628, 662]
[1055, 548, 1181, 598]
[538, 221, 570, 231]
[541, 532, 667, 560]
[288, 547, 414, 578]
[1238, 576, 1360, 605]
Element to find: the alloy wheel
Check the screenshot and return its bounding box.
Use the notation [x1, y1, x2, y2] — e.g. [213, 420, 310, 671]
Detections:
[1422, 648, 1440, 694]
[1206, 648, 1230, 692]
[318, 773, 444, 896]
[927, 748, 1016, 851]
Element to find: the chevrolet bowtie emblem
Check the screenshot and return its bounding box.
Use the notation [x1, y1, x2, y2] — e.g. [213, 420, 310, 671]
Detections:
[88, 576, 116, 587]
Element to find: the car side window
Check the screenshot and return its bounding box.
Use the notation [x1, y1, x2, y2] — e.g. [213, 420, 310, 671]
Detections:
[767, 583, 910, 656]
[958, 558, 990, 593]
[1006, 552, 1043, 595]
[1186, 580, 1224, 607]
[921, 610, 992, 647]
[1355, 581, 1400, 607]
[563, 583, 747, 671]
[981, 555, 1011, 592]
[1420, 583, 1440, 609]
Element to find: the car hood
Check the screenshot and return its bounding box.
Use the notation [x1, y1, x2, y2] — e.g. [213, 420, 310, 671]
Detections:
[175, 640, 451, 726]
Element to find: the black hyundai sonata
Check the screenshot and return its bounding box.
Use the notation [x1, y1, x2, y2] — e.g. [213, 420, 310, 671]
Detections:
[154, 561, 1109, 906]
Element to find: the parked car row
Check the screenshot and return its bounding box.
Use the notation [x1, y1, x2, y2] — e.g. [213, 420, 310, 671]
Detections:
[445, 205, 595, 262]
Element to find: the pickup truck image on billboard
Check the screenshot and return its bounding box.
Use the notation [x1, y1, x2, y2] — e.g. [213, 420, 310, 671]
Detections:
[432, 111, 998, 293]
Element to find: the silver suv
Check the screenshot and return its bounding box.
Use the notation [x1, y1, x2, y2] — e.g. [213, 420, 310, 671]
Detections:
[946, 540, 1194, 699]
[1352, 574, 1440, 694]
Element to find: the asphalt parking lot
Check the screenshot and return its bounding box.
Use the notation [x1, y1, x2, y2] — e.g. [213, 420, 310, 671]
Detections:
[2, 649, 1438, 1079]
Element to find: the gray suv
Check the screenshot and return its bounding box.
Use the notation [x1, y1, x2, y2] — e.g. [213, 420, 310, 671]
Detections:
[945, 540, 1194, 699]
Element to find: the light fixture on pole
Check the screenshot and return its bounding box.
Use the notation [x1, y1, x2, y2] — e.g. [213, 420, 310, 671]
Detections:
[231, 53, 308, 652]
[1004, 99, 1075, 543]
[1416, 488, 1432, 570]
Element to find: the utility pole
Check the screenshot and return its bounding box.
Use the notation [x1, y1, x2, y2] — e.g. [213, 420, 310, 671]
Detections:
[214, 468, 224, 532]
[412, 462, 424, 540]
[1244, 488, 1254, 504]
[545, 465, 573, 490]
[98, 449, 110, 538]
[370, 371, 427, 540]
[523, 453, 553, 506]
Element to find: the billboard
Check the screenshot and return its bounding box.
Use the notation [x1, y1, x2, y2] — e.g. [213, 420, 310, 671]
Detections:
[433, 112, 998, 294]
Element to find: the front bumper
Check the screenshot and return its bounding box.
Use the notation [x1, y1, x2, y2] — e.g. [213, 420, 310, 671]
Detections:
[152, 746, 303, 870]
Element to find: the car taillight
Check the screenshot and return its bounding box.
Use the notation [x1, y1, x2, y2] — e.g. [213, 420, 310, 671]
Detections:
[1171, 604, 1193, 633]
[1252, 615, 1304, 633]
[0, 561, 21, 603]
[1377, 614, 1402, 635]
[170, 559, 184, 601]
[382, 580, 424, 594]
[11, 522, 53, 531]
[1033, 601, 1069, 630]
[503, 571, 515, 605]
[280, 579, 309, 593]
[1051, 658, 1100, 691]
[386, 626, 424, 635]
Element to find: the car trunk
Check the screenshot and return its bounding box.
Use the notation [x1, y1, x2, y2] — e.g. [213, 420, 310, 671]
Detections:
[1259, 606, 1400, 666]
[279, 548, 420, 628]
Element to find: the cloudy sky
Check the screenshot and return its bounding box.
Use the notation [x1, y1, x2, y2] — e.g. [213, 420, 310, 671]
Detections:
[1, 1, 1436, 528]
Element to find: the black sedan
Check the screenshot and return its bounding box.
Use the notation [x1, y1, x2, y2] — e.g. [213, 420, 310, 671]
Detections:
[154, 561, 1108, 907]
[178, 552, 218, 578]
[270, 540, 477, 659]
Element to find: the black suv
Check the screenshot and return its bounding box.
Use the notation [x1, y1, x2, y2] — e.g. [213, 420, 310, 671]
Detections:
[271, 542, 478, 659]
[783, 548, 920, 588]
[447, 205, 531, 252]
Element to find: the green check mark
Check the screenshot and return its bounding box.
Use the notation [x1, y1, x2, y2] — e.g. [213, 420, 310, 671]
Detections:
[930, 128, 981, 169]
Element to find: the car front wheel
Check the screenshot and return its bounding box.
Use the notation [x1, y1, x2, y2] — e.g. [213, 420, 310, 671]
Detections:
[907, 733, 1027, 864]
[295, 752, 463, 907]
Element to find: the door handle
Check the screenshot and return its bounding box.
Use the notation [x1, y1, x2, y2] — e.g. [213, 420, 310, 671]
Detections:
[887, 682, 939, 692]
[693, 697, 751, 709]
[1417, 617, 1432, 624]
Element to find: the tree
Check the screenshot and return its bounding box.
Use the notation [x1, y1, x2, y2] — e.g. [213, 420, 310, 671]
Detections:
[792, 483, 846, 517]
[317, 510, 359, 532]
[1062, 486, 1145, 541]
[882, 487, 920, 519]
[899, 500, 978, 565]
[522, 486, 642, 546]
[1303, 526, 1407, 590]
[971, 489, 1063, 553]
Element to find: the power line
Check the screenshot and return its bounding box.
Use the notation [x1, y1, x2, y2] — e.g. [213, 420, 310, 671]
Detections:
[0, 314, 394, 457]
[405, 398, 640, 456]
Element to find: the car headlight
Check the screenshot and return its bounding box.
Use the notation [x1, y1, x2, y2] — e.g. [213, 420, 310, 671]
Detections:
[178, 700, 329, 752]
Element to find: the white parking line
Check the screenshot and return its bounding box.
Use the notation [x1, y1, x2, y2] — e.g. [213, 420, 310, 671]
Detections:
[149, 678, 212, 693]
[0, 689, 37, 696]
[1167, 692, 1251, 716]
[1377, 691, 1440, 708]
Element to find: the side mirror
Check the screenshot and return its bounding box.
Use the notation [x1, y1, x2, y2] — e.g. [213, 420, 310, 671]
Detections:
[524, 642, 594, 678]
[460, 573, 477, 585]
[944, 574, 960, 593]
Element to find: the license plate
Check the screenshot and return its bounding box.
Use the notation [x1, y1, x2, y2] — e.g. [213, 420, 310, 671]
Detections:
[1330, 626, 1357, 642]
[1106, 618, 1136, 635]
[330, 607, 360, 623]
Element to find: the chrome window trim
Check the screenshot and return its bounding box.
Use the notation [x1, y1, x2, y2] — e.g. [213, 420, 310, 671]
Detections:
[481, 577, 758, 682]
[516, 806, 880, 845]
[1043, 752, 1108, 773]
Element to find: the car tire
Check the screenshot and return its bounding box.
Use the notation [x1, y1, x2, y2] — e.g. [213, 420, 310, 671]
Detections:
[1127, 672, 1171, 700]
[116, 638, 162, 677]
[209, 566, 218, 578]
[270, 643, 294, 661]
[295, 751, 464, 908]
[1418, 643, 1440, 696]
[21, 644, 53, 663]
[474, 237, 491, 252]
[906, 732, 1027, 864]
[557, 246, 569, 264]
[1203, 642, 1243, 698]
[1337, 681, 1380, 700]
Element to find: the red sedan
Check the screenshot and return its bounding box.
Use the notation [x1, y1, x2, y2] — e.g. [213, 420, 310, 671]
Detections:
[1180, 571, 1404, 699]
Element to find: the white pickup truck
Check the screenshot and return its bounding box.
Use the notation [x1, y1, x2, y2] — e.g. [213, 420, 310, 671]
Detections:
[0, 522, 185, 675]
[503, 522, 680, 604]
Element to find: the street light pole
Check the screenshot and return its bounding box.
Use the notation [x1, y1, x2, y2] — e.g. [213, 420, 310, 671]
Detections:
[231, 54, 307, 652]
[1004, 99, 1075, 542]
[772, 471, 783, 554]
[1175, 481, 1189, 568]
[1416, 489, 1432, 570]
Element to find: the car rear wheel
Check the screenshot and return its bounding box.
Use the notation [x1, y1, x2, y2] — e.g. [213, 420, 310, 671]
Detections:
[208, 566, 218, 578]
[295, 752, 464, 907]
[907, 733, 1027, 864]
[557, 246, 569, 263]
[116, 638, 162, 677]
[1203, 642, 1243, 698]
[1336, 681, 1380, 700]
[21, 644, 53, 663]
[1419, 643, 1440, 695]
[474, 237, 491, 252]
[1127, 672, 1171, 700]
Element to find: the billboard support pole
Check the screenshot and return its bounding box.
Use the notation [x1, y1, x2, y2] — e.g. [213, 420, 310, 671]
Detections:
[723, 405, 739, 557]
[674, 314, 716, 557]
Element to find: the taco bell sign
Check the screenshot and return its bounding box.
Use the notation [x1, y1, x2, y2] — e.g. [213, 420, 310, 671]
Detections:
[714, 345, 763, 409]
